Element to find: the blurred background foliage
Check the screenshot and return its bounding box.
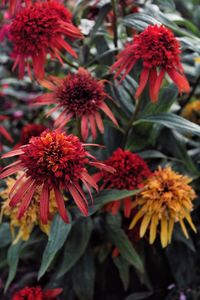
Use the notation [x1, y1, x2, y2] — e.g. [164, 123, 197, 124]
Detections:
[1, 0, 200, 299]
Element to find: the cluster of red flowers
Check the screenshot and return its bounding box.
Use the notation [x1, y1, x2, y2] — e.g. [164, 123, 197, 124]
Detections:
[12, 286, 62, 300]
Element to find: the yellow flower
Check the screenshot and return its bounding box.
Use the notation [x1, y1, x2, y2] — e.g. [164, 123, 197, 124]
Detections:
[181, 100, 200, 124]
[129, 166, 197, 247]
[0, 173, 59, 244]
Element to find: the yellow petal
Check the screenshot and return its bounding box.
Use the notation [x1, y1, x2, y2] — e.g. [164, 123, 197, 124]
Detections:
[140, 214, 151, 238]
[149, 214, 159, 244]
[129, 209, 145, 230]
[184, 213, 197, 233]
[179, 219, 189, 238]
[161, 216, 168, 248]
[168, 218, 174, 244]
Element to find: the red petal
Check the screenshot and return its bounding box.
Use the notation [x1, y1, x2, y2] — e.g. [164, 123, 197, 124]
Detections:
[56, 37, 78, 58]
[123, 197, 132, 218]
[9, 177, 34, 207]
[54, 187, 69, 223]
[95, 112, 104, 134]
[0, 163, 23, 179]
[149, 68, 165, 102]
[39, 184, 50, 224]
[68, 184, 88, 216]
[100, 103, 118, 126]
[17, 181, 36, 219]
[81, 115, 89, 141]
[2, 149, 24, 159]
[33, 93, 55, 105]
[43, 288, 63, 297]
[0, 126, 13, 142]
[167, 69, 190, 94]
[81, 172, 98, 191]
[135, 68, 149, 99]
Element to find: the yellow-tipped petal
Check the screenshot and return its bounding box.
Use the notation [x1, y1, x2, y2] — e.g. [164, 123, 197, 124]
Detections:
[168, 218, 174, 244]
[129, 209, 145, 230]
[149, 214, 159, 244]
[161, 216, 168, 248]
[185, 213, 197, 233]
[179, 219, 189, 238]
[140, 214, 152, 238]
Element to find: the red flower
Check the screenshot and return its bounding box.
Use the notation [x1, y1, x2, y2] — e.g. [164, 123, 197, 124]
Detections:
[12, 286, 62, 300]
[94, 148, 151, 217]
[10, 1, 83, 79]
[0, 129, 114, 223]
[34, 68, 118, 140]
[111, 25, 190, 102]
[14, 123, 47, 148]
[0, 116, 13, 152]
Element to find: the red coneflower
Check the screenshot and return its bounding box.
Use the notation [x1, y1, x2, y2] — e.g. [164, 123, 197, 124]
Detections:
[94, 148, 151, 217]
[111, 24, 190, 102]
[12, 286, 62, 300]
[10, 1, 83, 79]
[0, 116, 13, 151]
[0, 129, 114, 223]
[14, 123, 47, 148]
[34, 68, 118, 140]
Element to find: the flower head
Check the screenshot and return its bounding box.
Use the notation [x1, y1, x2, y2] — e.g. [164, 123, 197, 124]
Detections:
[181, 100, 200, 124]
[10, 1, 83, 79]
[95, 148, 151, 217]
[111, 25, 190, 102]
[12, 286, 62, 300]
[0, 129, 114, 224]
[17, 123, 47, 146]
[129, 166, 197, 247]
[0, 174, 58, 243]
[34, 68, 118, 140]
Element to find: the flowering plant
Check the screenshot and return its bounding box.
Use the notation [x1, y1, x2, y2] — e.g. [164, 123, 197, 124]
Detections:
[1, 0, 200, 299]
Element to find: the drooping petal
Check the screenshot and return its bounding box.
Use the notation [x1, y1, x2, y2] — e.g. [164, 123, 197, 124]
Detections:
[167, 69, 190, 94]
[100, 103, 118, 126]
[54, 187, 69, 223]
[0, 126, 13, 142]
[160, 216, 168, 248]
[1, 148, 24, 159]
[9, 177, 34, 207]
[88, 115, 97, 140]
[149, 214, 159, 244]
[95, 112, 104, 134]
[140, 214, 151, 238]
[123, 197, 132, 218]
[0, 162, 24, 179]
[81, 115, 89, 141]
[135, 67, 149, 99]
[68, 184, 88, 216]
[17, 181, 36, 219]
[149, 68, 165, 102]
[39, 184, 50, 224]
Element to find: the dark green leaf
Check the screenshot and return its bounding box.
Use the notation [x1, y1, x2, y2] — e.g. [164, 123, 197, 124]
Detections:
[5, 241, 22, 291]
[72, 246, 95, 300]
[134, 113, 200, 136]
[0, 223, 12, 248]
[113, 256, 130, 290]
[38, 214, 72, 279]
[126, 291, 153, 300]
[105, 215, 144, 273]
[56, 217, 93, 278]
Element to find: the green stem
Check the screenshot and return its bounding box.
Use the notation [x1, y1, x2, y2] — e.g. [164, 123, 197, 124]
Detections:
[111, 0, 118, 49]
[60, 53, 79, 70]
[121, 99, 142, 149]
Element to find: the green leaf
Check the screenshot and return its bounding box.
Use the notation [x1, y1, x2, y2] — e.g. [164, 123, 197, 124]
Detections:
[113, 256, 130, 290]
[56, 217, 93, 279]
[89, 189, 140, 215]
[38, 214, 72, 279]
[5, 241, 22, 291]
[105, 215, 144, 273]
[153, 0, 175, 11]
[0, 223, 12, 248]
[134, 113, 200, 136]
[72, 246, 95, 300]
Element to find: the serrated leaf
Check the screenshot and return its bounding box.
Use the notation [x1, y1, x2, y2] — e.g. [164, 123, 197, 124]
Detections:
[105, 215, 144, 273]
[5, 241, 22, 291]
[38, 214, 72, 279]
[56, 217, 93, 279]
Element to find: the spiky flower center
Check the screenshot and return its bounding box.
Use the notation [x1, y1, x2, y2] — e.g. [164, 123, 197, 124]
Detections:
[20, 130, 88, 187]
[102, 149, 151, 190]
[10, 2, 71, 56]
[132, 25, 181, 69]
[55, 70, 105, 116]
